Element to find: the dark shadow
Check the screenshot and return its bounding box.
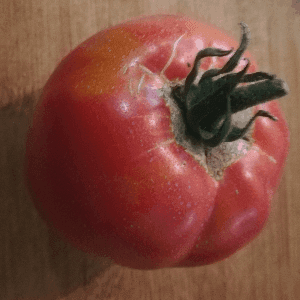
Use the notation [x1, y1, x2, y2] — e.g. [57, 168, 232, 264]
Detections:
[0, 88, 113, 300]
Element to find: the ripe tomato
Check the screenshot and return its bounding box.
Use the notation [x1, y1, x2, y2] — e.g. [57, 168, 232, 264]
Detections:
[25, 15, 289, 269]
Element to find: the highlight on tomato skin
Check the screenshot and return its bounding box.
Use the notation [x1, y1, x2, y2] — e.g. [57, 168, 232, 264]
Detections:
[25, 14, 289, 270]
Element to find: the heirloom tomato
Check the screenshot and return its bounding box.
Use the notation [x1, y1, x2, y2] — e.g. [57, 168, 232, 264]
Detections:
[25, 15, 289, 269]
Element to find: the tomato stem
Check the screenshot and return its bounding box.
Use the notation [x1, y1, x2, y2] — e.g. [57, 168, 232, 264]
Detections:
[171, 22, 289, 148]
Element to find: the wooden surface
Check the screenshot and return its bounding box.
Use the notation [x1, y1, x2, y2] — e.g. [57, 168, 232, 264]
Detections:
[1, 1, 300, 299]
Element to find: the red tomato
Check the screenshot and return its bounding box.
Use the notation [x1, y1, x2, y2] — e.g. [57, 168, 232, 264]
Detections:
[25, 15, 289, 269]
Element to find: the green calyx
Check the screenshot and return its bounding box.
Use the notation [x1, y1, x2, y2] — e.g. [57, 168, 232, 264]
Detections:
[171, 22, 289, 148]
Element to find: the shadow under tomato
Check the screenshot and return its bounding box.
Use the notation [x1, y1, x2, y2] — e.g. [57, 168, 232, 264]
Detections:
[0, 87, 113, 300]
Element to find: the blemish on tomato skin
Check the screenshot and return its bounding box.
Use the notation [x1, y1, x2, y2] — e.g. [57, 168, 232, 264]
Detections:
[252, 145, 277, 164]
[137, 74, 146, 94]
[123, 65, 129, 74]
[228, 208, 258, 238]
[268, 156, 277, 163]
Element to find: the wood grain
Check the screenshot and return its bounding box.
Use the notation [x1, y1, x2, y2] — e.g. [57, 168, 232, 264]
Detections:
[1, 1, 299, 299]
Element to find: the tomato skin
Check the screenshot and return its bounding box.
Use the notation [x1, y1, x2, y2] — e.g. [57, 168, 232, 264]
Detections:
[25, 15, 289, 269]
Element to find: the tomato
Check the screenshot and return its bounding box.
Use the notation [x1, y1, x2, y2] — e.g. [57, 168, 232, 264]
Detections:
[25, 15, 289, 269]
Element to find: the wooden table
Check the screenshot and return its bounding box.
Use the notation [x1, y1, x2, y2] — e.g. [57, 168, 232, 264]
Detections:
[1, 1, 300, 299]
